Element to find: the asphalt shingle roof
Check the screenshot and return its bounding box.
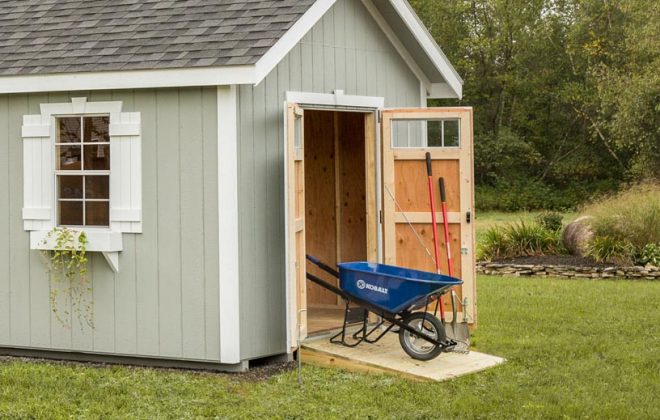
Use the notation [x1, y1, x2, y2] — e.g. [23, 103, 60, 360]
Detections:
[0, 0, 315, 76]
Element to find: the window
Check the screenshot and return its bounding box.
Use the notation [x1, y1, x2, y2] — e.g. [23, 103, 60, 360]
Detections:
[22, 97, 143, 272]
[56, 116, 111, 227]
[391, 119, 460, 148]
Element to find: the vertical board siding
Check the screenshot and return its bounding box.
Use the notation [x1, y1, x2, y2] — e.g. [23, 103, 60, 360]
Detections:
[0, 88, 221, 363]
[238, 0, 423, 359]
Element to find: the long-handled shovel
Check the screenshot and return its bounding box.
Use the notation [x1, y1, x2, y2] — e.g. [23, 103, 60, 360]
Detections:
[425, 153, 445, 323]
[439, 177, 471, 351]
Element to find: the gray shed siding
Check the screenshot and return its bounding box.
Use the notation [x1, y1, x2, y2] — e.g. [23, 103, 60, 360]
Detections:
[0, 88, 222, 363]
[237, 0, 423, 359]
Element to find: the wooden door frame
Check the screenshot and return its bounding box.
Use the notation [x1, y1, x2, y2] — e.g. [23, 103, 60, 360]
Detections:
[285, 92, 384, 349]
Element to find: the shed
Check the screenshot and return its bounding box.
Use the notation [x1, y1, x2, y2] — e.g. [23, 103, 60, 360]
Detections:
[0, 0, 476, 372]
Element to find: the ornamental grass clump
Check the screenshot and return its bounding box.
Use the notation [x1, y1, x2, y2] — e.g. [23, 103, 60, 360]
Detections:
[581, 183, 660, 265]
[479, 221, 566, 260]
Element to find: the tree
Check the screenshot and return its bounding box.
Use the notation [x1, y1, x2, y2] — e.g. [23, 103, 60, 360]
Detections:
[410, 0, 659, 209]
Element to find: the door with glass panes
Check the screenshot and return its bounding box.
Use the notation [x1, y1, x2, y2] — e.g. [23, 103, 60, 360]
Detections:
[380, 108, 476, 325]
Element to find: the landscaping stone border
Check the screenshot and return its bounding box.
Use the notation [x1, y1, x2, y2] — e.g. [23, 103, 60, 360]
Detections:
[478, 262, 659, 280]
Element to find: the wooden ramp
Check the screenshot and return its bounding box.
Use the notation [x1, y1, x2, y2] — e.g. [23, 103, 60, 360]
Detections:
[302, 334, 505, 382]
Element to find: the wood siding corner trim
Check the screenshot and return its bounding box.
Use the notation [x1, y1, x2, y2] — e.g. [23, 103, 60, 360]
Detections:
[217, 85, 241, 363]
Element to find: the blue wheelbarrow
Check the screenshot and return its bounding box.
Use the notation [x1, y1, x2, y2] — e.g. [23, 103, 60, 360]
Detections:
[306, 255, 463, 361]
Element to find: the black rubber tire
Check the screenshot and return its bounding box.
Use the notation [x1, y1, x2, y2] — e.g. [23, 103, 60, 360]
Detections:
[398, 312, 446, 361]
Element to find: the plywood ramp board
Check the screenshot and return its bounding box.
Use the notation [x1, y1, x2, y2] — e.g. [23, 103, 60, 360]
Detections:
[302, 334, 505, 382]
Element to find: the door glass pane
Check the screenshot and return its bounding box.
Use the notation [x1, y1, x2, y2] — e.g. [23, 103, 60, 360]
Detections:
[59, 201, 83, 226]
[391, 119, 461, 148]
[86, 202, 110, 226]
[443, 120, 460, 147]
[58, 175, 83, 199]
[85, 176, 110, 199]
[392, 120, 426, 147]
[427, 121, 443, 147]
[57, 117, 81, 143]
[84, 116, 110, 143]
[294, 116, 302, 149]
[84, 144, 110, 170]
[57, 145, 82, 170]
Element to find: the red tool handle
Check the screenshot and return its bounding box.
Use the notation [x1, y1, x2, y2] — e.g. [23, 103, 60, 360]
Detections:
[439, 178, 455, 277]
[426, 153, 445, 321]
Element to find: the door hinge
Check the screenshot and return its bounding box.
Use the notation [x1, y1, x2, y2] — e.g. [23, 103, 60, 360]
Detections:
[377, 110, 382, 124]
[466, 211, 471, 224]
[379, 210, 384, 224]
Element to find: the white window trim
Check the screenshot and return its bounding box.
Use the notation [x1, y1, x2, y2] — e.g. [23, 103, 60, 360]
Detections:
[22, 97, 142, 273]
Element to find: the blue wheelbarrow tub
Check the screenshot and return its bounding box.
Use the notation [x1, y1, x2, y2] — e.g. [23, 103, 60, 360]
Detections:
[337, 262, 463, 315]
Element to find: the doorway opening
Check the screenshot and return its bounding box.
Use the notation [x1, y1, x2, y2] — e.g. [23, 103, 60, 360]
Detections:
[303, 109, 375, 335]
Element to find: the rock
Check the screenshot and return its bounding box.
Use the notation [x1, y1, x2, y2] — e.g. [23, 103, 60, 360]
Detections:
[562, 216, 593, 257]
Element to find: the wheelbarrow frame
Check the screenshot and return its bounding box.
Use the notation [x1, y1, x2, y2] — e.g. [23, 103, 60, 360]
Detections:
[306, 255, 457, 351]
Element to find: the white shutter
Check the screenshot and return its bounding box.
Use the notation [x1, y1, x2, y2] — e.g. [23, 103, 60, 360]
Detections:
[22, 114, 53, 232]
[109, 111, 142, 233]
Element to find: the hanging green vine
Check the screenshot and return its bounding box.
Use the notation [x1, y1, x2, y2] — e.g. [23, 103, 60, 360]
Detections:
[40, 227, 94, 330]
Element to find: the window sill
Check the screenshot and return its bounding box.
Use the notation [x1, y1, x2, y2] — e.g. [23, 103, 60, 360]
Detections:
[30, 229, 123, 273]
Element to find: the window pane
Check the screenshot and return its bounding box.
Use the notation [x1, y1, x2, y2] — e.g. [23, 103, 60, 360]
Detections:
[391, 119, 461, 148]
[294, 116, 302, 149]
[57, 145, 82, 170]
[58, 175, 83, 199]
[57, 117, 81, 143]
[444, 120, 460, 147]
[59, 201, 83, 226]
[84, 144, 110, 170]
[427, 121, 443, 147]
[86, 202, 109, 226]
[85, 176, 109, 199]
[392, 120, 426, 147]
[84, 116, 110, 143]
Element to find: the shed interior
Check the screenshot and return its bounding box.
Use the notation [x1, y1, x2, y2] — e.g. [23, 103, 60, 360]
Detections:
[304, 110, 370, 334]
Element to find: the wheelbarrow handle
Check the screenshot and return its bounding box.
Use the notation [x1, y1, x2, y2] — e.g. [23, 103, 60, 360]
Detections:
[306, 254, 340, 278]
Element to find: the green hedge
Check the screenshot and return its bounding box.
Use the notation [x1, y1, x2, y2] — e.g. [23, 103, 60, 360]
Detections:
[476, 180, 617, 212]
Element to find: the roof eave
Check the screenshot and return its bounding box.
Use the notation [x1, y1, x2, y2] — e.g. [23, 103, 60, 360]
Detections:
[389, 0, 463, 99]
[0, 65, 256, 95]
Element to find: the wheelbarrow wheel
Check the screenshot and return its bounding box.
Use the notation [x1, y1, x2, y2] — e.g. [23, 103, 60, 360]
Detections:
[399, 312, 445, 361]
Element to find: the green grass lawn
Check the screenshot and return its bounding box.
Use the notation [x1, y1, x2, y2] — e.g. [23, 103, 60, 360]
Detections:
[1, 276, 659, 419]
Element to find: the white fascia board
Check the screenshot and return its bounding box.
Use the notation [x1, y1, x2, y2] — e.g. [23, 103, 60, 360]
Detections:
[429, 83, 461, 99]
[390, 0, 463, 99]
[217, 85, 241, 364]
[253, 0, 338, 85]
[0, 66, 255, 94]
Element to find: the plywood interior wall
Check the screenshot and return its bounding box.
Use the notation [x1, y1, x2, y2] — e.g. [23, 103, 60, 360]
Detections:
[304, 110, 367, 307]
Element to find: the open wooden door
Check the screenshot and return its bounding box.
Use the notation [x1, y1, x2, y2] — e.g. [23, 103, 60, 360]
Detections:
[381, 108, 476, 324]
[286, 103, 307, 350]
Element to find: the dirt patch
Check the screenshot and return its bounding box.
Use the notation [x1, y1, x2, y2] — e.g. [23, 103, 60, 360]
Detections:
[492, 255, 615, 268]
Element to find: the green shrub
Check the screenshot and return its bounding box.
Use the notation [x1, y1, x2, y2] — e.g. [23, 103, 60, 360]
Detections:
[478, 221, 565, 260]
[535, 212, 564, 232]
[479, 227, 512, 260]
[636, 243, 660, 267]
[582, 183, 660, 265]
[476, 179, 616, 212]
[588, 236, 634, 265]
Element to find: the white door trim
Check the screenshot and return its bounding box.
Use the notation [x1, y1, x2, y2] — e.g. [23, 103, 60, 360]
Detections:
[285, 90, 385, 110]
